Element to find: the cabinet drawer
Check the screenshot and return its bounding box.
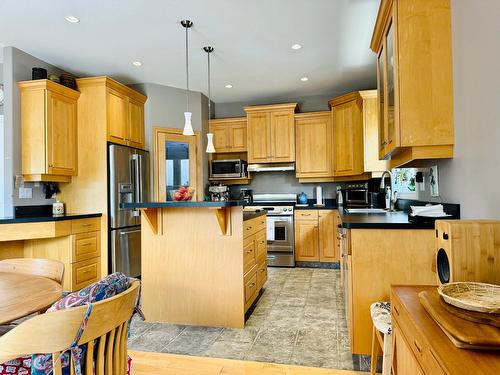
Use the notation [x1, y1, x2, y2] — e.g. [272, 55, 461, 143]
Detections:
[244, 220, 258, 238]
[72, 231, 100, 263]
[295, 210, 318, 220]
[257, 259, 267, 290]
[244, 265, 258, 306]
[71, 218, 100, 234]
[72, 257, 100, 291]
[255, 229, 267, 262]
[255, 215, 266, 232]
[243, 236, 256, 273]
[392, 295, 446, 375]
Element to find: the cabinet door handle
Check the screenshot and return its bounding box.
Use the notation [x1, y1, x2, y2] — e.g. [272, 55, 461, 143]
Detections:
[246, 249, 253, 254]
[260, 269, 265, 272]
[302, 213, 311, 216]
[80, 242, 91, 247]
[81, 223, 92, 227]
[249, 283, 256, 288]
[393, 304, 400, 316]
[246, 226, 253, 230]
[413, 340, 422, 354]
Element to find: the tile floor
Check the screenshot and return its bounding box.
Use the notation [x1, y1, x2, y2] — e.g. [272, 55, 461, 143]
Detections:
[129, 267, 371, 371]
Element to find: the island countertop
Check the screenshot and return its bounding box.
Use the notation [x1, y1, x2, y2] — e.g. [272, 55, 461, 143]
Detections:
[122, 201, 244, 209]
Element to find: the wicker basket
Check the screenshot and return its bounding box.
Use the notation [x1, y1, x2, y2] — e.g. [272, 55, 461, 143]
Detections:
[438, 282, 500, 314]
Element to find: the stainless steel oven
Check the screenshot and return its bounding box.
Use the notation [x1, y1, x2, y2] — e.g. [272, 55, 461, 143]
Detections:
[210, 159, 247, 179]
[250, 193, 296, 267]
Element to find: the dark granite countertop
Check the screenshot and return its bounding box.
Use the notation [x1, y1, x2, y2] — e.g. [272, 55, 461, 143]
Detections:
[295, 199, 338, 210]
[338, 200, 460, 229]
[0, 212, 102, 225]
[122, 201, 244, 209]
[338, 209, 435, 229]
[243, 210, 267, 221]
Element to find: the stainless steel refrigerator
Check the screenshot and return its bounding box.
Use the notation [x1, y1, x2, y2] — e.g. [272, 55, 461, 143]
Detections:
[108, 143, 149, 277]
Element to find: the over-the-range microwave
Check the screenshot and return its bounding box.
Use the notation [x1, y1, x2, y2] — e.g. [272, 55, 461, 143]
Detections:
[210, 159, 247, 179]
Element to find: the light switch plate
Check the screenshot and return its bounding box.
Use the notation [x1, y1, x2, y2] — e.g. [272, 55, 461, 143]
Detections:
[19, 187, 33, 199]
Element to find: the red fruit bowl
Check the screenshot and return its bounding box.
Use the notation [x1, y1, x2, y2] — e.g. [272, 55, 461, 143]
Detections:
[169, 187, 195, 201]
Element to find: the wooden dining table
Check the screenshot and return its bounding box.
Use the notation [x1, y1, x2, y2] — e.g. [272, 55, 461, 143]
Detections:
[0, 272, 63, 325]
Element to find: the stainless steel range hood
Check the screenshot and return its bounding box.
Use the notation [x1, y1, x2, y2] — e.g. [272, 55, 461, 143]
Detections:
[247, 163, 295, 172]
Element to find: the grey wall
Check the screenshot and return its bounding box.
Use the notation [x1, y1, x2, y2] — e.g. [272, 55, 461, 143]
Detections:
[232, 171, 343, 200]
[433, 0, 500, 219]
[214, 92, 346, 118]
[129, 83, 210, 197]
[2, 46, 67, 216]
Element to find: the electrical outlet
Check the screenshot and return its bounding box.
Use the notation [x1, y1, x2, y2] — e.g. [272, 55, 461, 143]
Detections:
[14, 175, 24, 188]
[19, 187, 33, 199]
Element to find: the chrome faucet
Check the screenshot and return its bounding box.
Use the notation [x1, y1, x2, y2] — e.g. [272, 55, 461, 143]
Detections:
[379, 170, 398, 211]
[379, 170, 393, 191]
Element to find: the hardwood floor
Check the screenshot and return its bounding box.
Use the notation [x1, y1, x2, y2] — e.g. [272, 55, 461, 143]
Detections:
[129, 351, 364, 375]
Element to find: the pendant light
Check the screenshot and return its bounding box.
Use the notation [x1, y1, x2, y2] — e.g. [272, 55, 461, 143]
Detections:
[181, 20, 194, 136]
[204, 46, 216, 153]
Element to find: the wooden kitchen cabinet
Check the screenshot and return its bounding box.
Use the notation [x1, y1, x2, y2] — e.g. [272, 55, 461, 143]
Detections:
[294, 219, 319, 261]
[295, 210, 339, 263]
[295, 112, 333, 180]
[76, 77, 146, 149]
[346, 229, 436, 354]
[106, 85, 146, 149]
[208, 117, 247, 153]
[128, 98, 145, 148]
[393, 322, 425, 375]
[318, 210, 338, 262]
[371, 0, 454, 167]
[244, 103, 297, 163]
[243, 214, 267, 312]
[21, 217, 102, 291]
[18, 80, 80, 182]
[391, 286, 500, 375]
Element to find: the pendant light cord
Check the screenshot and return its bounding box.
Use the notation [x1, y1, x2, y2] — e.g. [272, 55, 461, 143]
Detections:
[185, 24, 189, 111]
[207, 49, 211, 118]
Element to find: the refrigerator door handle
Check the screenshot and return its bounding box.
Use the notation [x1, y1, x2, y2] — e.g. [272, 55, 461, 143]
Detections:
[138, 154, 145, 203]
[120, 229, 141, 235]
[132, 154, 141, 203]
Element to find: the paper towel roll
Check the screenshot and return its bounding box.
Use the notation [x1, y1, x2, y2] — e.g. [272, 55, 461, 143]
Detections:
[316, 186, 323, 205]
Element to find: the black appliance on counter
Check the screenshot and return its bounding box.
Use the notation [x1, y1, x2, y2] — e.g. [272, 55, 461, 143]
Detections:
[239, 188, 253, 204]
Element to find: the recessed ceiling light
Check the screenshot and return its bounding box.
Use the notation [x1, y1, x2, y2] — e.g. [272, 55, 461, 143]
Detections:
[225, 84, 233, 89]
[65, 15, 80, 23]
[291, 44, 302, 50]
[132, 61, 143, 67]
[300, 77, 309, 82]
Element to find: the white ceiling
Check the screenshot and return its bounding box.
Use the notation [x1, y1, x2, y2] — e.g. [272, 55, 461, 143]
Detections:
[0, 0, 379, 103]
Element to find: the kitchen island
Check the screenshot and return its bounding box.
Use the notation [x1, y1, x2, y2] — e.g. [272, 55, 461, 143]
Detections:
[123, 201, 267, 328]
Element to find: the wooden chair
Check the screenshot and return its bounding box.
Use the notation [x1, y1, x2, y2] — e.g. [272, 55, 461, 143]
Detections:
[0, 280, 140, 375]
[370, 301, 393, 375]
[0, 258, 65, 285]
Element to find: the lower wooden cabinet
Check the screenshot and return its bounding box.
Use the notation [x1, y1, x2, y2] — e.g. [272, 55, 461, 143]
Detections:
[393, 322, 425, 375]
[23, 217, 102, 291]
[295, 210, 339, 263]
[243, 215, 267, 312]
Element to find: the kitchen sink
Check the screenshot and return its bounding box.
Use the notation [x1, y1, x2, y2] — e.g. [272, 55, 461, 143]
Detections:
[344, 208, 389, 214]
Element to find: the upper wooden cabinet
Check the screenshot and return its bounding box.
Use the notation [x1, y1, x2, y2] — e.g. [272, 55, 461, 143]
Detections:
[18, 80, 80, 182]
[329, 91, 389, 180]
[208, 117, 247, 153]
[78, 77, 147, 149]
[244, 103, 297, 163]
[295, 112, 333, 180]
[370, 0, 454, 167]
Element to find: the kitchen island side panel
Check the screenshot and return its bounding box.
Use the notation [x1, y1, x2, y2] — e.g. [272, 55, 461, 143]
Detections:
[141, 206, 245, 328]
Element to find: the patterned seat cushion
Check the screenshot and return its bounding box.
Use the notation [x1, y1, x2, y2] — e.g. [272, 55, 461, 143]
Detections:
[35, 273, 130, 375]
[370, 301, 392, 335]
